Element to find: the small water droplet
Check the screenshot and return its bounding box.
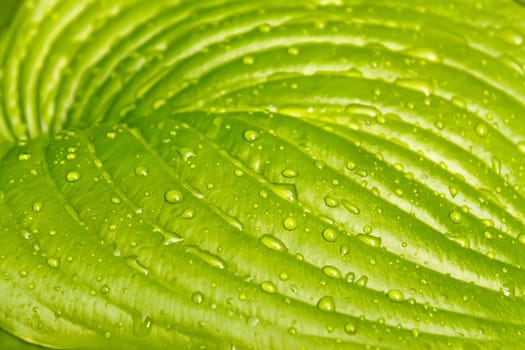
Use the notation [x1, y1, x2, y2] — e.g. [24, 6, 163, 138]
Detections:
[282, 217, 298, 231]
[100, 284, 110, 295]
[357, 234, 381, 248]
[324, 196, 339, 208]
[517, 142, 525, 154]
[281, 168, 297, 178]
[18, 153, 31, 161]
[152, 98, 166, 110]
[132, 314, 153, 337]
[181, 208, 195, 219]
[259, 235, 287, 252]
[394, 78, 434, 96]
[322, 265, 342, 279]
[47, 257, 61, 268]
[260, 281, 277, 294]
[19, 269, 28, 278]
[405, 47, 442, 62]
[342, 199, 360, 215]
[106, 131, 117, 139]
[66, 172, 80, 183]
[164, 190, 183, 204]
[243, 130, 260, 142]
[346, 161, 356, 170]
[317, 296, 336, 312]
[134, 165, 149, 176]
[474, 122, 488, 137]
[344, 321, 357, 335]
[287, 47, 299, 55]
[242, 56, 254, 65]
[32, 202, 43, 213]
[192, 291, 204, 304]
[355, 275, 368, 287]
[322, 228, 338, 242]
[387, 289, 404, 302]
[449, 211, 463, 224]
[518, 234, 525, 245]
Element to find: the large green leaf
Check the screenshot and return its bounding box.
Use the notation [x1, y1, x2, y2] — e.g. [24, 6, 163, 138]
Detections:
[1, 0, 525, 349]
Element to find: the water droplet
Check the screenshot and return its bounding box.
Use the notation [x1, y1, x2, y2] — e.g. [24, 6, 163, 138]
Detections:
[259, 235, 287, 252]
[258, 189, 268, 199]
[66, 172, 80, 183]
[100, 285, 110, 295]
[322, 265, 342, 279]
[242, 56, 254, 65]
[243, 130, 259, 142]
[260, 281, 277, 294]
[272, 183, 297, 202]
[187, 247, 226, 270]
[355, 275, 368, 287]
[287, 47, 299, 55]
[517, 142, 525, 154]
[18, 153, 31, 161]
[134, 165, 149, 176]
[405, 47, 442, 62]
[106, 131, 117, 139]
[342, 200, 360, 215]
[449, 211, 463, 224]
[394, 79, 434, 96]
[181, 208, 195, 219]
[357, 234, 381, 248]
[282, 217, 298, 231]
[317, 296, 336, 312]
[19, 269, 28, 278]
[132, 314, 153, 337]
[387, 289, 404, 302]
[281, 168, 297, 178]
[111, 197, 121, 204]
[47, 257, 61, 268]
[344, 321, 357, 334]
[322, 228, 338, 242]
[324, 196, 339, 208]
[346, 161, 356, 170]
[518, 234, 525, 245]
[32, 202, 43, 213]
[234, 169, 244, 177]
[344, 104, 380, 117]
[164, 190, 183, 204]
[474, 122, 488, 137]
[192, 292, 204, 304]
[152, 98, 166, 110]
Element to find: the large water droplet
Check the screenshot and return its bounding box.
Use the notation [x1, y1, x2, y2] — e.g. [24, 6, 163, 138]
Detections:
[324, 196, 339, 208]
[282, 217, 298, 231]
[342, 200, 360, 215]
[322, 228, 338, 242]
[164, 190, 183, 204]
[317, 296, 336, 312]
[322, 265, 342, 279]
[357, 234, 381, 248]
[260, 281, 277, 294]
[344, 321, 357, 334]
[259, 235, 287, 252]
[66, 172, 80, 183]
[281, 168, 297, 178]
[192, 291, 204, 304]
[387, 289, 404, 302]
[134, 165, 149, 177]
[243, 130, 260, 142]
[47, 257, 61, 268]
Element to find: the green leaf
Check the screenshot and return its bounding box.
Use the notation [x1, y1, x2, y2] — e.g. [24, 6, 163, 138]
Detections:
[1, 0, 525, 349]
